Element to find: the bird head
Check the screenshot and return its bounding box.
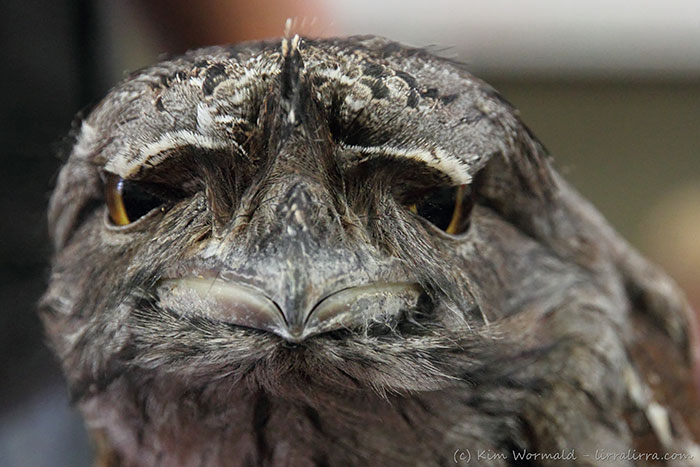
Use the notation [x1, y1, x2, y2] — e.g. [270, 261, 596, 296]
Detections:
[41, 37, 698, 461]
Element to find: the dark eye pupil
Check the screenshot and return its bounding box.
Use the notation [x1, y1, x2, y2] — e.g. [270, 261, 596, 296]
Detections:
[106, 174, 168, 226]
[121, 181, 164, 221]
[414, 186, 456, 231]
[411, 185, 473, 235]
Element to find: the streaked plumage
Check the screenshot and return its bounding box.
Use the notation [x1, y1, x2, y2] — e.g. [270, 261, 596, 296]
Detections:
[42, 36, 700, 466]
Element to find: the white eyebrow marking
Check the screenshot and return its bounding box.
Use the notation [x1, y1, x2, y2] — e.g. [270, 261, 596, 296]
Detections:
[342, 143, 473, 185]
[105, 130, 231, 177]
[196, 103, 215, 134]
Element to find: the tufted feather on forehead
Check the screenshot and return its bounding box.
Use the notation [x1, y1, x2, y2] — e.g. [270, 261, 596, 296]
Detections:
[70, 36, 526, 186]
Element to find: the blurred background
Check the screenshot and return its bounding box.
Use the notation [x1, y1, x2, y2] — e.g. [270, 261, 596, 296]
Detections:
[1, 0, 698, 465]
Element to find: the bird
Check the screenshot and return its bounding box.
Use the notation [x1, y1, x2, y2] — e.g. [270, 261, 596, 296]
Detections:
[40, 35, 700, 466]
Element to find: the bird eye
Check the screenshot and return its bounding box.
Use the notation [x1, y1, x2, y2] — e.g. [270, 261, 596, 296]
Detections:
[408, 185, 473, 235]
[105, 174, 166, 226]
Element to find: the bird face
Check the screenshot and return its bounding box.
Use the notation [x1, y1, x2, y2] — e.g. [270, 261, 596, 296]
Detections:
[41, 36, 698, 464]
[45, 36, 548, 396]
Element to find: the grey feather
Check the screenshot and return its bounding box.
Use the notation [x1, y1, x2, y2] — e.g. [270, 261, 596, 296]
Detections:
[41, 36, 700, 466]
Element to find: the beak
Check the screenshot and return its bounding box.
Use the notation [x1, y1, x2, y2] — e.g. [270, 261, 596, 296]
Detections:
[158, 277, 423, 342]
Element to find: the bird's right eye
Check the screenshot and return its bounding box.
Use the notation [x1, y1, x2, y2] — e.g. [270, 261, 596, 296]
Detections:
[105, 174, 166, 226]
[406, 184, 473, 235]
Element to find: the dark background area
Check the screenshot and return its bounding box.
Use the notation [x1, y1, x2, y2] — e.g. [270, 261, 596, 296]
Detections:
[1, 1, 98, 465]
[1, 1, 698, 465]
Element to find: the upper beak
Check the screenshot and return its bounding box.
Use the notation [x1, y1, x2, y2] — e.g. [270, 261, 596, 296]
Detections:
[158, 277, 423, 342]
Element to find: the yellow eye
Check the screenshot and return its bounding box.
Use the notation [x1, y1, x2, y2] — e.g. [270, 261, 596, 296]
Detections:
[407, 185, 473, 235]
[105, 174, 165, 226]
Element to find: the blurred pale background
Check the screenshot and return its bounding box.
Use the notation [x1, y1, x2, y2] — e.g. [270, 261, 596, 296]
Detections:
[1, 1, 698, 465]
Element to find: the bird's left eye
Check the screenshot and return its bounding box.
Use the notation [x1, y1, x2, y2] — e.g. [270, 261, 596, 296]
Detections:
[407, 185, 473, 235]
[105, 174, 167, 226]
